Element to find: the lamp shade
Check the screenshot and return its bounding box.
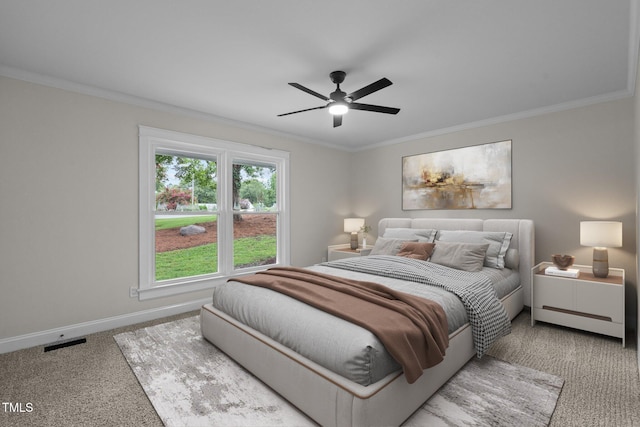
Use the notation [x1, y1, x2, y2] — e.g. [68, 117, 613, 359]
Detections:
[344, 218, 365, 233]
[580, 221, 622, 248]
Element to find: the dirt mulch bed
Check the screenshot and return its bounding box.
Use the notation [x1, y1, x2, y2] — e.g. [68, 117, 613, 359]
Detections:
[155, 214, 277, 253]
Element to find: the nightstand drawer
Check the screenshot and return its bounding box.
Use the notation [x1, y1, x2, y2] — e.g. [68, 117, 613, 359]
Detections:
[533, 276, 573, 310]
[576, 282, 624, 323]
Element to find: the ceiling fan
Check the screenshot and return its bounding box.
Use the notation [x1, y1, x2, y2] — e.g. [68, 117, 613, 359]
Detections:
[278, 71, 400, 128]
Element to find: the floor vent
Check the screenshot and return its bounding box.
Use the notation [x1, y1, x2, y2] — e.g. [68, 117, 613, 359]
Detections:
[44, 338, 87, 352]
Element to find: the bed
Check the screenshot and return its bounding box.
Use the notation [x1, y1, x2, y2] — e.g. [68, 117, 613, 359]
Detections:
[201, 218, 534, 426]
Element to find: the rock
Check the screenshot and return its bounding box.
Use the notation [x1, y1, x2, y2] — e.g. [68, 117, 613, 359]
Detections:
[180, 225, 206, 236]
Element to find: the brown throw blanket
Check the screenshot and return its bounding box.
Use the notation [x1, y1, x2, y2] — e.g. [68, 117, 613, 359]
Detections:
[232, 267, 449, 384]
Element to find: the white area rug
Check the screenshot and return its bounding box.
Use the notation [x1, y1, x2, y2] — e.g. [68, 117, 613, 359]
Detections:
[115, 316, 563, 427]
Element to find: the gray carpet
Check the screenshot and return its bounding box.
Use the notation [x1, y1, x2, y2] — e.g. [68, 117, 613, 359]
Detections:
[2, 311, 638, 426]
[115, 316, 563, 427]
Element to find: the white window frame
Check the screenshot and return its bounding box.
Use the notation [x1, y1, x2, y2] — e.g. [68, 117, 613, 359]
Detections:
[138, 126, 290, 300]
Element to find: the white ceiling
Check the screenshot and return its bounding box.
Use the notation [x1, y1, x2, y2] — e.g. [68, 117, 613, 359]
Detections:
[0, 1, 637, 151]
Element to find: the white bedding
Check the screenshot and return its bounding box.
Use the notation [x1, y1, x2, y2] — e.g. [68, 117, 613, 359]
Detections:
[211, 256, 518, 386]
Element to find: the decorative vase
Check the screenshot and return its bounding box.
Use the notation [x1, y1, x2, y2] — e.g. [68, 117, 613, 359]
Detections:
[551, 254, 575, 270]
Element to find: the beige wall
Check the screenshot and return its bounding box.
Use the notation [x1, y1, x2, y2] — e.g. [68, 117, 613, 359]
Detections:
[1, 73, 638, 345]
[0, 76, 350, 340]
[351, 98, 638, 326]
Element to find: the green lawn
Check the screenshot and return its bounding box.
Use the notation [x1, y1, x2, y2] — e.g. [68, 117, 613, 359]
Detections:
[155, 243, 218, 280]
[233, 235, 277, 267]
[155, 235, 276, 281]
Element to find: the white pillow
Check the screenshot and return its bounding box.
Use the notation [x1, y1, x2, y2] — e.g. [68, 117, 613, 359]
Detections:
[383, 227, 436, 242]
[369, 237, 418, 256]
[436, 230, 512, 269]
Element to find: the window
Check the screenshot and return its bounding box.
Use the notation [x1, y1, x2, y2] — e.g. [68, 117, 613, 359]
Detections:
[138, 126, 290, 300]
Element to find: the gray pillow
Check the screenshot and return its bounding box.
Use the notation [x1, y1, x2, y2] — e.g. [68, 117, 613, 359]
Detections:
[504, 248, 519, 270]
[430, 241, 489, 272]
[436, 230, 512, 269]
[369, 237, 418, 256]
[383, 228, 436, 243]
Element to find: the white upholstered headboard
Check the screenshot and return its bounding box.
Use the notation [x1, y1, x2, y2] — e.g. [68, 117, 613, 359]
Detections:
[378, 218, 535, 306]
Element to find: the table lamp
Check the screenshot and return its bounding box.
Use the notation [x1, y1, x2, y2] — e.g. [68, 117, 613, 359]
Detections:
[580, 221, 622, 278]
[344, 218, 365, 250]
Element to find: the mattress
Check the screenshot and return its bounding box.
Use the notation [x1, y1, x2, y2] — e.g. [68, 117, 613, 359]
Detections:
[211, 257, 518, 386]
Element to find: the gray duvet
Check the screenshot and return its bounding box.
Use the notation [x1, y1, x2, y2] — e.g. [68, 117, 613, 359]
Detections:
[211, 257, 519, 386]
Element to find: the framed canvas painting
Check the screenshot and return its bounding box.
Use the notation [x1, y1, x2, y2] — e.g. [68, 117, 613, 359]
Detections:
[402, 140, 512, 210]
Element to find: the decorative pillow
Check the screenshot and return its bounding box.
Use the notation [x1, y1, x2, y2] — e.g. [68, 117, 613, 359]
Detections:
[396, 242, 436, 260]
[383, 228, 436, 243]
[504, 248, 519, 270]
[429, 241, 489, 272]
[369, 237, 418, 256]
[435, 230, 512, 269]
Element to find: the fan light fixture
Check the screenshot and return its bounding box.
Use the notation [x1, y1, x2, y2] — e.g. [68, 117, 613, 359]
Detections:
[328, 103, 348, 115]
[278, 71, 400, 127]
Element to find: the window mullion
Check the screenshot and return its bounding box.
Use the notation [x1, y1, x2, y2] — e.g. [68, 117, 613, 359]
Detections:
[217, 153, 234, 275]
[276, 158, 289, 266]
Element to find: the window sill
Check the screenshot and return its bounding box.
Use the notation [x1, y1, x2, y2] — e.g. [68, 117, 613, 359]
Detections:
[135, 266, 273, 300]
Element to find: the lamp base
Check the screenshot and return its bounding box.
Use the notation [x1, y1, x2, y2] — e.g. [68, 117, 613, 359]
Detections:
[350, 232, 358, 250]
[592, 247, 609, 278]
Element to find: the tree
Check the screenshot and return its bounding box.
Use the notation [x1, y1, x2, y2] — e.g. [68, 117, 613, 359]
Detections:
[233, 164, 260, 221]
[156, 187, 193, 210]
[174, 157, 217, 204]
[265, 171, 277, 207]
[156, 154, 269, 217]
[239, 179, 267, 205]
[155, 154, 174, 191]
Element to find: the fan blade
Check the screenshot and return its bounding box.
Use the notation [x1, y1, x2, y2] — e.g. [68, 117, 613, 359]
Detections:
[277, 105, 326, 117]
[346, 78, 392, 101]
[349, 102, 400, 115]
[333, 114, 342, 128]
[289, 83, 330, 101]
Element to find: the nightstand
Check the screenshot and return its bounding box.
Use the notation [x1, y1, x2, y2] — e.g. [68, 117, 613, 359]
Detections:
[327, 244, 372, 261]
[531, 262, 625, 346]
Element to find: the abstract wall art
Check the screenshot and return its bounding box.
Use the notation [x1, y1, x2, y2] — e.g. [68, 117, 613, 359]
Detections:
[402, 140, 512, 210]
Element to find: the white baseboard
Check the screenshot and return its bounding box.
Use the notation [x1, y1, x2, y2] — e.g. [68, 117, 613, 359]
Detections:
[0, 298, 210, 354]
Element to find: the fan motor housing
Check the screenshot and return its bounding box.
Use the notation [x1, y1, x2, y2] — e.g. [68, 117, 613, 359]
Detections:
[330, 90, 347, 101]
[330, 70, 346, 84]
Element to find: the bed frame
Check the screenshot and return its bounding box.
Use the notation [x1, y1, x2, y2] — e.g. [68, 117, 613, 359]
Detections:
[201, 218, 534, 426]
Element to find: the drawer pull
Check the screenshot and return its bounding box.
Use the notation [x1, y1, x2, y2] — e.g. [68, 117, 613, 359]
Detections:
[541, 305, 612, 322]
